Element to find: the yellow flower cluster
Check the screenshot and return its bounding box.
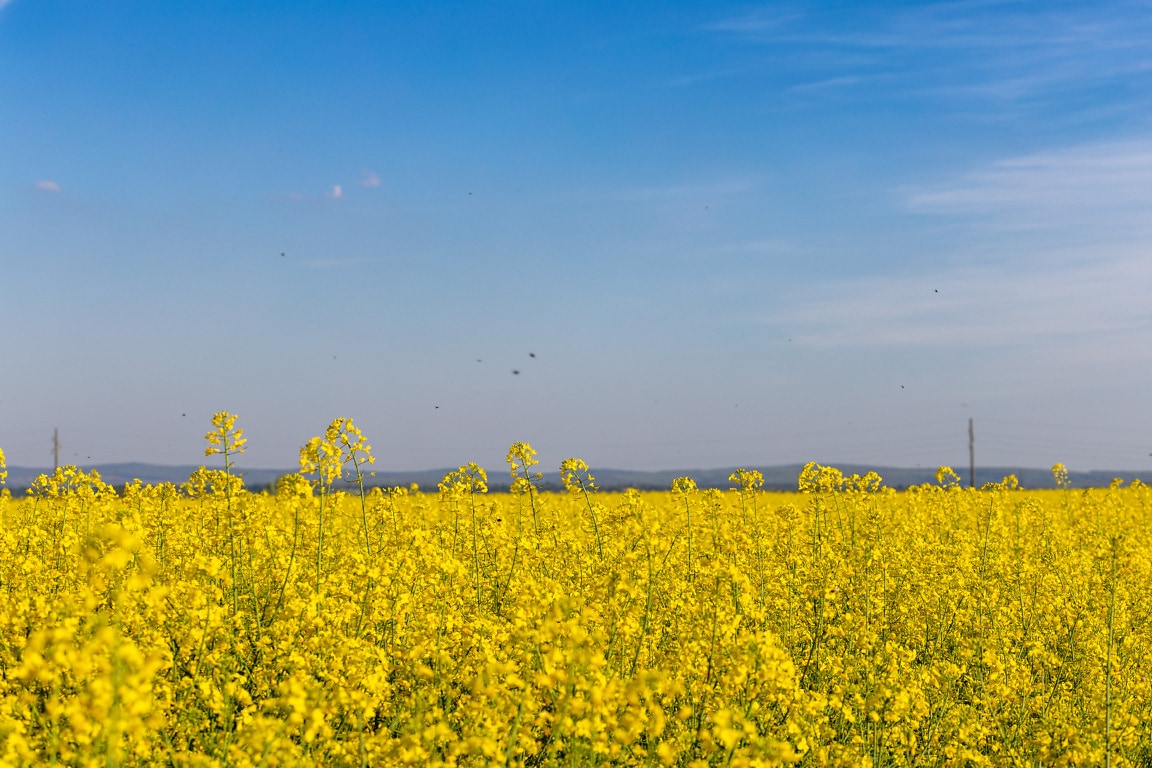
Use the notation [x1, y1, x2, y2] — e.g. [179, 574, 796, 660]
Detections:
[0, 425, 1150, 766]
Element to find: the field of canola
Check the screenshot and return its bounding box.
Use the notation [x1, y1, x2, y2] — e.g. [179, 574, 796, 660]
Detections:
[0, 414, 1150, 767]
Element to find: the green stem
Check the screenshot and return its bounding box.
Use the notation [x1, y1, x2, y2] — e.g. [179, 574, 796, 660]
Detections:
[470, 490, 482, 611]
[580, 481, 603, 559]
[1105, 535, 1120, 768]
[523, 468, 540, 536]
[629, 539, 654, 677]
[224, 446, 239, 616]
[351, 454, 372, 558]
[316, 479, 326, 595]
[270, 501, 300, 621]
[684, 495, 694, 584]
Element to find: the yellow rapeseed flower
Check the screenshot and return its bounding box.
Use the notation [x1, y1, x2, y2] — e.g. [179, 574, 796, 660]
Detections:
[3, 419, 1152, 766]
[204, 411, 246, 458]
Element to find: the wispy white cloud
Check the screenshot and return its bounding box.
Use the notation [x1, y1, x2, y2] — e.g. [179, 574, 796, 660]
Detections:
[360, 171, 381, 188]
[327, 184, 344, 200]
[35, 180, 61, 192]
[906, 139, 1152, 234]
[703, 9, 804, 35]
[666, 69, 747, 88]
[765, 139, 1152, 356]
[609, 178, 758, 204]
[712, 1, 1152, 55]
[787, 74, 875, 93]
[766, 253, 1152, 351]
[706, 2, 1152, 107]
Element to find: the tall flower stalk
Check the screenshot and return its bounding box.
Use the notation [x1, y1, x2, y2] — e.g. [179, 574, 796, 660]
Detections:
[560, 458, 602, 559]
[204, 411, 247, 615]
[672, 477, 698, 583]
[327, 419, 376, 558]
[299, 430, 342, 594]
[507, 442, 542, 537]
[730, 468, 766, 608]
[440, 463, 489, 610]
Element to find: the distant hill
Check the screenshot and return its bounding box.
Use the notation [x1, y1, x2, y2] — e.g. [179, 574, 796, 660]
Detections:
[4, 462, 1150, 493]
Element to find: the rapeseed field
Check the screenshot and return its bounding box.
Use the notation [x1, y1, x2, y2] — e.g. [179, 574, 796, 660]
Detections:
[0, 415, 1149, 766]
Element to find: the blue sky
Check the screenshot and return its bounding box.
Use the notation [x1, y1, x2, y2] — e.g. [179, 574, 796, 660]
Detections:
[2, 0, 1151, 475]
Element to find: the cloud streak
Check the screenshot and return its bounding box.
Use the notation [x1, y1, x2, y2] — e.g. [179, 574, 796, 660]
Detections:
[706, 2, 1152, 108]
[766, 254, 1152, 351]
[607, 178, 758, 204]
[35, 180, 61, 192]
[766, 138, 1152, 356]
[906, 139, 1152, 235]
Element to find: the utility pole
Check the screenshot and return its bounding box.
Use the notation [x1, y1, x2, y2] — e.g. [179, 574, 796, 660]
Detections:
[53, 428, 60, 471]
[968, 418, 975, 488]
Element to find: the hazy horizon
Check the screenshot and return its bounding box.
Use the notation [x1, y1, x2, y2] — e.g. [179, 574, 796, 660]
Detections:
[3, 1, 1150, 474]
[4, 454, 1148, 478]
